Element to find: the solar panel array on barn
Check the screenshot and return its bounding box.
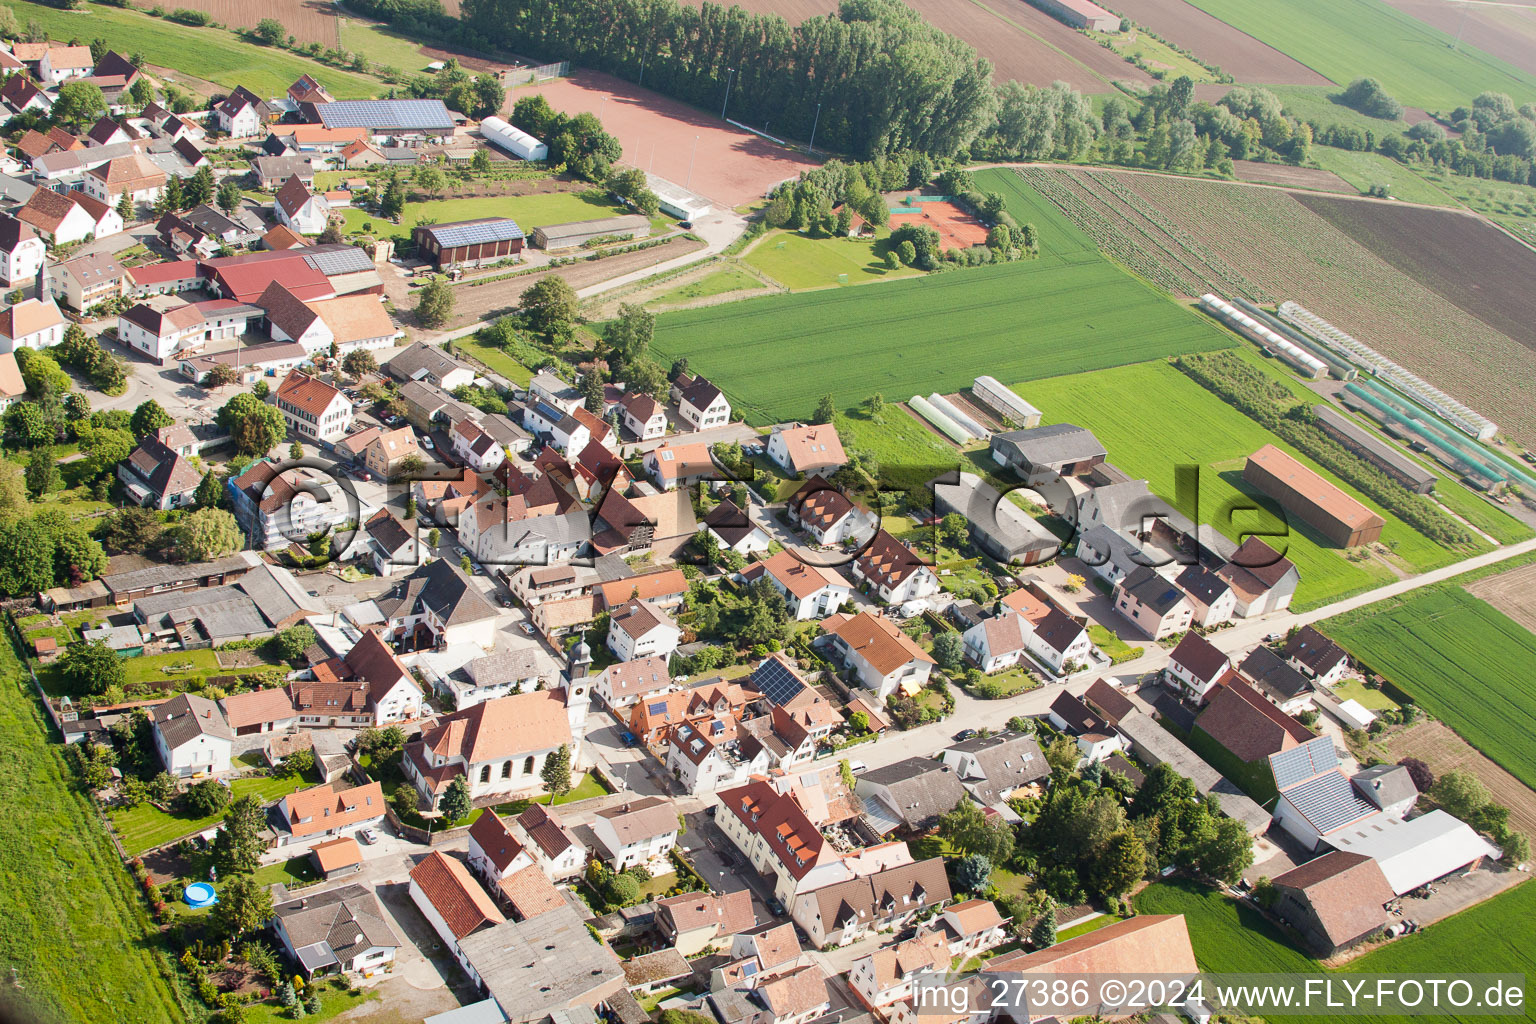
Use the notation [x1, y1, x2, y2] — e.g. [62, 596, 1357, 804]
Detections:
[313, 100, 454, 132]
[427, 219, 525, 248]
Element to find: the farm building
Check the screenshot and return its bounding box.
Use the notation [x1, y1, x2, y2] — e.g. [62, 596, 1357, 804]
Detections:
[479, 116, 547, 161]
[306, 100, 454, 139]
[1243, 445, 1385, 548]
[531, 214, 651, 250]
[1024, 0, 1121, 31]
[990, 423, 1105, 487]
[413, 219, 525, 269]
[1311, 405, 1436, 494]
[932, 471, 1060, 566]
[646, 174, 712, 221]
[972, 376, 1041, 428]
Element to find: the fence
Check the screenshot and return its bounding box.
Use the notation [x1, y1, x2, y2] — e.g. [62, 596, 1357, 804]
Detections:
[504, 61, 570, 86]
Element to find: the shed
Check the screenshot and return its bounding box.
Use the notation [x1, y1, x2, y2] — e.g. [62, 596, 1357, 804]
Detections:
[530, 214, 651, 250]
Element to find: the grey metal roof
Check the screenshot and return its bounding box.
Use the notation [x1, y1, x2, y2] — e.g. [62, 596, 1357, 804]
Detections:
[856, 757, 965, 831]
[424, 218, 524, 248]
[154, 693, 233, 747]
[386, 341, 470, 383]
[991, 422, 1105, 469]
[314, 99, 453, 130]
[1313, 404, 1437, 488]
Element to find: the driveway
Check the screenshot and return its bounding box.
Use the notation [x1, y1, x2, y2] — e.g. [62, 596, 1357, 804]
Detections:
[585, 714, 672, 798]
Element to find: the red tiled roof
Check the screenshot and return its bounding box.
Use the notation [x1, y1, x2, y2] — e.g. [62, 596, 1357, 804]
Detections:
[409, 850, 505, 938]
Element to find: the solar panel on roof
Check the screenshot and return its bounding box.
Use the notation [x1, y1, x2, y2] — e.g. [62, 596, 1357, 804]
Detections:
[753, 657, 805, 706]
[1269, 735, 1338, 790]
[302, 247, 374, 276]
[431, 219, 524, 248]
[647, 701, 668, 715]
[315, 99, 453, 131]
[1286, 772, 1378, 832]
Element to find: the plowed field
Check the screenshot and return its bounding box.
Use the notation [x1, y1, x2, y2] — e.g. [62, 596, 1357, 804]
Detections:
[149, 0, 341, 46]
[1382, 0, 1536, 79]
[1103, 0, 1329, 84]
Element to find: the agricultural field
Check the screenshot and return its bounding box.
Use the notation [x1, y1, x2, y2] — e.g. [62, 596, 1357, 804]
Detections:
[834, 406, 962, 469]
[1467, 562, 1536, 634]
[1381, 0, 1536, 79]
[1267, 84, 1418, 136]
[1228, 160, 1351, 193]
[649, 254, 1234, 426]
[134, 0, 339, 46]
[0, 661, 186, 1024]
[337, 17, 443, 73]
[742, 231, 923, 290]
[1095, 0, 1330, 84]
[1009, 166, 1536, 444]
[3, 0, 378, 98]
[651, 266, 767, 306]
[1325, 583, 1536, 789]
[969, 167, 1101, 262]
[1425, 172, 1536, 245]
[1021, 359, 1474, 609]
[1137, 877, 1536, 1024]
[1380, 719, 1536, 840]
[1180, 0, 1536, 110]
[1088, 27, 1217, 83]
[1307, 149, 1460, 206]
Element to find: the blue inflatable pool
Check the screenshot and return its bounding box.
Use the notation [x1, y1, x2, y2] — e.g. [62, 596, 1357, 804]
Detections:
[184, 882, 218, 908]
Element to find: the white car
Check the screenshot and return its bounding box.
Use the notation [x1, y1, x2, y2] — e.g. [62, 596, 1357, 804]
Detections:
[420, 435, 435, 450]
[358, 826, 380, 845]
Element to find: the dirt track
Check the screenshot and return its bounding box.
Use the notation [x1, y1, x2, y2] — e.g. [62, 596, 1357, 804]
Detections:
[1381, 720, 1536, 839]
[1467, 563, 1536, 635]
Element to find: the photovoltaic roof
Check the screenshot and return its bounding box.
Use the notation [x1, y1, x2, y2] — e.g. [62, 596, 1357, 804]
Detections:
[1269, 735, 1338, 790]
[314, 99, 453, 131]
[752, 656, 806, 707]
[302, 246, 375, 276]
[1285, 771, 1379, 833]
[427, 219, 525, 248]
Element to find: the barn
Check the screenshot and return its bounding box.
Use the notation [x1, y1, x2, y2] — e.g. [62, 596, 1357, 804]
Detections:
[1312, 405, 1436, 494]
[413, 219, 525, 269]
[531, 214, 651, 250]
[1243, 444, 1385, 548]
[1024, 0, 1121, 30]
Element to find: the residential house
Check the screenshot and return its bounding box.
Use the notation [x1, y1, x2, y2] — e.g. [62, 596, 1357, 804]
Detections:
[1269, 852, 1396, 956]
[0, 296, 64, 352]
[1, 76, 51, 117]
[37, 44, 93, 84]
[363, 508, 421, 577]
[853, 530, 938, 606]
[273, 780, 386, 847]
[227, 460, 352, 550]
[48, 250, 126, 312]
[657, 889, 755, 956]
[117, 430, 202, 509]
[215, 87, 270, 138]
[702, 498, 770, 556]
[1047, 692, 1127, 764]
[416, 646, 549, 712]
[272, 884, 400, 977]
[982, 916, 1197, 999]
[596, 569, 688, 613]
[274, 175, 331, 235]
[935, 899, 1009, 959]
[590, 796, 678, 870]
[219, 686, 300, 737]
[789, 858, 950, 949]
[253, 154, 316, 189]
[766, 423, 845, 476]
[150, 694, 234, 776]
[1174, 563, 1236, 627]
[344, 628, 424, 725]
[672, 373, 730, 429]
[1164, 632, 1233, 704]
[1237, 646, 1316, 714]
[458, 496, 591, 569]
[408, 850, 507, 975]
[1216, 537, 1300, 618]
[16, 187, 120, 245]
[336, 425, 421, 481]
[849, 931, 949, 1012]
[620, 392, 668, 440]
[938, 731, 1048, 813]
[739, 550, 852, 620]
[509, 564, 600, 609]
[607, 600, 682, 663]
[511, 802, 587, 880]
[0, 352, 24, 411]
[466, 810, 535, 892]
[276, 370, 354, 444]
[854, 757, 966, 835]
[1267, 737, 1421, 852]
[85, 115, 140, 148]
[1193, 678, 1313, 765]
[1284, 625, 1350, 688]
[412, 466, 491, 526]
[386, 341, 477, 391]
[401, 688, 585, 805]
[931, 471, 1061, 566]
[627, 679, 759, 750]
[716, 966, 830, 1024]
[0, 212, 44, 286]
[642, 440, 715, 491]
[1113, 566, 1192, 640]
[451, 417, 509, 473]
[787, 476, 876, 546]
[960, 612, 1030, 674]
[375, 559, 502, 651]
[592, 655, 673, 711]
[821, 611, 934, 700]
[82, 152, 167, 211]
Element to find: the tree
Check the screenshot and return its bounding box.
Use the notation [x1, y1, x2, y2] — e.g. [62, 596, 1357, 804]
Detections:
[582, 371, 604, 415]
[1341, 77, 1402, 120]
[205, 362, 239, 388]
[127, 76, 156, 112]
[288, 441, 304, 461]
[82, 426, 134, 480]
[213, 795, 267, 875]
[940, 799, 1015, 863]
[195, 470, 224, 510]
[541, 744, 572, 800]
[60, 638, 125, 696]
[603, 303, 654, 369]
[1196, 816, 1254, 883]
[413, 165, 447, 198]
[101, 507, 163, 553]
[25, 447, 62, 497]
[938, 512, 968, 549]
[813, 394, 836, 424]
[1397, 757, 1434, 794]
[116, 190, 134, 222]
[0, 461, 25, 518]
[1030, 899, 1056, 948]
[184, 778, 229, 816]
[931, 630, 964, 673]
[1043, 734, 1080, 777]
[217, 179, 242, 214]
[277, 624, 318, 661]
[624, 357, 667, 399]
[177, 508, 243, 561]
[218, 392, 285, 454]
[471, 147, 493, 174]
[0, 517, 56, 597]
[213, 874, 274, 939]
[1434, 770, 1491, 819]
[20, 351, 70, 397]
[280, 747, 316, 779]
[342, 349, 378, 378]
[519, 277, 580, 344]
[955, 853, 991, 893]
[416, 276, 455, 329]
[438, 775, 472, 823]
[52, 80, 106, 128]
[254, 17, 284, 44]
[130, 400, 174, 439]
[1092, 829, 1147, 898]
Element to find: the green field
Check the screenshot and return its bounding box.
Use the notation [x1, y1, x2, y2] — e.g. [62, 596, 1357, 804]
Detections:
[651, 174, 1233, 426]
[0, 660, 186, 1024]
[110, 765, 312, 855]
[652, 266, 766, 305]
[1090, 28, 1215, 82]
[1182, 0, 1536, 110]
[835, 406, 962, 467]
[1138, 878, 1536, 1024]
[1310, 148, 1459, 207]
[341, 189, 639, 234]
[1023, 360, 1474, 609]
[337, 17, 439, 74]
[452, 331, 536, 386]
[1325, 583, 1536, 789]
[3, 0, 378, 99]
[743, 230, 924, 290]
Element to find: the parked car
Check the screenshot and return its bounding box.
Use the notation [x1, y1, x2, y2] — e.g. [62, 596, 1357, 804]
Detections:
[358, 826, 380, 844]
[952, 728, 978, 743]
[519, 622, 535, 635]
[420, 435, 435, 450]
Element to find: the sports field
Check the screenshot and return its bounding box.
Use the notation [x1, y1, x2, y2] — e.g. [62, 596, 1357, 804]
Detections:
[4, 0, 378, 98]
[649, 257, 1233, 426]
[340, 189, 643, 234]
[743, 231, 922, 290]
[888, 201, 989, 250]
[1181, 0, 1536, 109]
[1138, 877, 1536, 1024]
[1022, 360, 1474, 609]
[1325, 582, 1536, 789]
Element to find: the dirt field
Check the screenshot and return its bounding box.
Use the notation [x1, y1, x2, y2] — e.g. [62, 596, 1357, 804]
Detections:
[519, 71, 818, 209]
[1467, 563, 1536, 636]
[1381, 720, 1536, 839]
[440, 234, 707, 330]
[1105, 0, 1330, 84]
[1382, 0, 1536, 78]
[1231, 160, 1351, 191]
[889, 200, 989, 250]
[141, 0, 340, 46]
[1295, 193, 1536, 354]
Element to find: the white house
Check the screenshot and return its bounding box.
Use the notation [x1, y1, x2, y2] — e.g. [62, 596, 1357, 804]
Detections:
[271, 885, 400, 978]
[822, 611, 934, 700]
[1284, 626, 1351, 689]
[1165, 632, 1232, 703]
[961, 613, 1030, 674]
[702, 498, 771, 556]
[0, 297, 65, 353]
[511, 802, 587, 880]
[151, 694, 234, 777]
[82, 153, 167, 211]
[592, 655, 674, 710]
[363, 508, 422, 578]
[1113, 566, 1192, 641]
[620, 392, 668, 440]
[849, 931, 950, 1011]
[787, 478, 876, 546]
[346, 628, 424, 725]
[451, 418, 508, 473]
[466, 810, 535, 887]
[38, 45, 93, 84]
[590, 796, 678, 871]
[0, 213, 45, 287]
[276, 370, 354, 444]
[672, 374, 731, 429]
[740, 550, 852, 621]
[407, 850, 506, 975]
[936, 899, 1009, 959]
[1175, 564, 1237, 628]
[1047, 692, 1128, 764]
[853, 529, 939, 606]
[607, 600, 682, 663]
[274, 175, 331, 236]
[766, 423, 846, 476]
[215, 89, 267, 138]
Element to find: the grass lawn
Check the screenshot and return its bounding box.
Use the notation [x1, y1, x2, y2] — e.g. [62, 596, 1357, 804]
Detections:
[652, 266, 765, 305]
[1325, 582, 1536, 789]
[835, 406, 960, 468]
[452, 331, 536, 386]
[1021, 359, 1473, 610]
[112, 769, 314, 856]
[1057, 912, 1126, 941]
[1087, 624, 1144, 665]
[243, 979, 377, 1023]
[1431, 477, 1534, 545]
[336, 17, 437, 73]
[3, 0, 378, 98]
[549, 772, 609, 805]
[1137, 877, 1536, 1024]
[1330, 677, 1400, 711]
[743, 230, 925, 291]
[0, 648, 187, 1024]
[342, 189, 633, 234]
[252, 855, 322, 890]
[1310, 148, 1459, 206]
